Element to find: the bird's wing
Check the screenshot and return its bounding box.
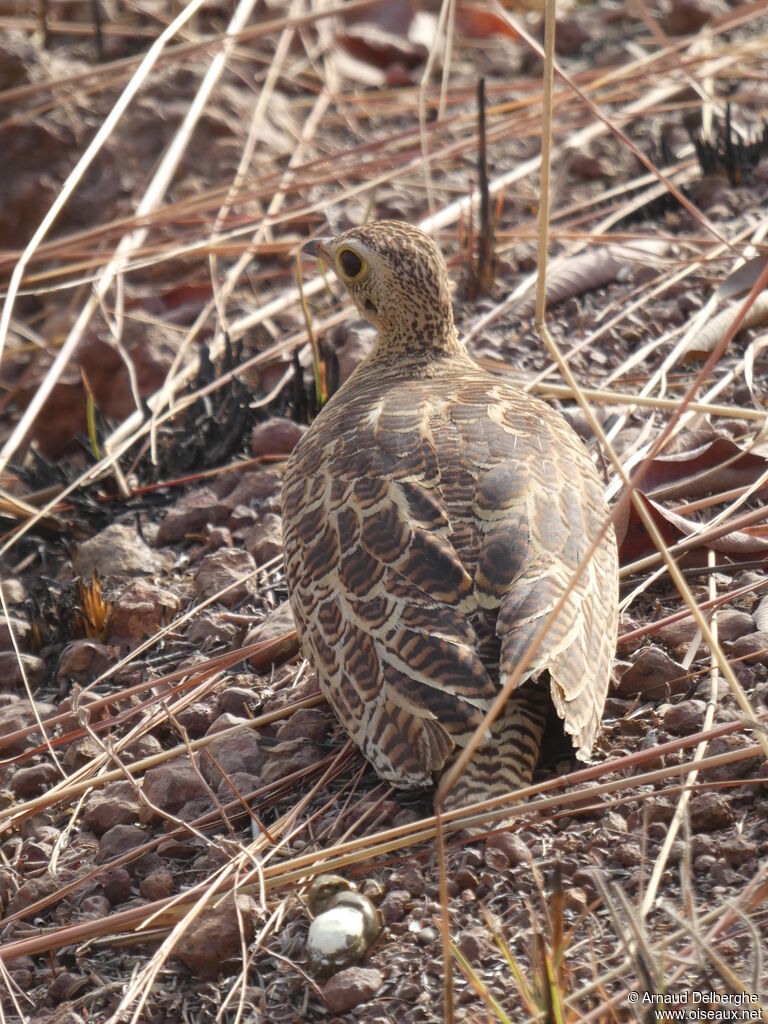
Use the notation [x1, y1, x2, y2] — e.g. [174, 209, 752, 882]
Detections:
[468, 404, 618, 758]
[282, 404, 498, 787]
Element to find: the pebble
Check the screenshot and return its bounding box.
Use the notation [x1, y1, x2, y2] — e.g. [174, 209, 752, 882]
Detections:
[9, 763, 58, 798]
[250, 417, 305, 458]
[194, 547, 257, 607]
[57, 639, 113, 682]
[173, 894, 258, 977]
[484, 831, 531, 867]
[615, 646, 688, 699]
[0, 651, 47, 690]
[73, 523, 164, 578]
[156, 488, 229, 546]
[689, 793, 734, 832]
[663, 699, 706, 736]
[322, 966, 384, 1013]
[140, 762, 212, 821]
[0, 615, 30, 649]
[108, 580, 180, 645]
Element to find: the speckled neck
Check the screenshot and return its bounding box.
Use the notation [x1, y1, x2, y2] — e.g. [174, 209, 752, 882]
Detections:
[360, 308, 465, 368]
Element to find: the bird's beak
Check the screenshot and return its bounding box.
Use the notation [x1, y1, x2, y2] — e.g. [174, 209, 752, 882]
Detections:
[303, 236, 332, 260]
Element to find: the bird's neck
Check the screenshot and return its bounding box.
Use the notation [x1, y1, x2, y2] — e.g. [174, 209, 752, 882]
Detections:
[365, 315, 465, 367]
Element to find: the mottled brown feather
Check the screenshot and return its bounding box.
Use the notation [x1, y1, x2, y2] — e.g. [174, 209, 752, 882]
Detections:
[282, 222, 618, 806]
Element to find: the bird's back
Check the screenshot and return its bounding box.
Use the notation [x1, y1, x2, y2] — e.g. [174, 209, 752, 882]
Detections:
[282, 355, 618, 798]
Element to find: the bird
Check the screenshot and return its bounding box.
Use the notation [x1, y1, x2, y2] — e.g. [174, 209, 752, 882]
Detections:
[281, 220, 618, 813]
[305, 874, 381, 976]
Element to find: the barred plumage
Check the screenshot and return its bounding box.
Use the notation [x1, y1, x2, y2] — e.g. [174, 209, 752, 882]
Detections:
[282, 222, 618, 811]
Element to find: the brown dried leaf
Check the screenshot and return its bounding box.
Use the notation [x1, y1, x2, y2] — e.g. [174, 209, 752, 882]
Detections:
[615, 491, 768, 564]
[637, 436, 768, 502]
[681, 290, 768, 360]
[517, 241, 669, 317]
[455, 2, 521, 40]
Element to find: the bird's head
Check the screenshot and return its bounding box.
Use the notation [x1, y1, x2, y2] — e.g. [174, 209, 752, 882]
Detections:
[305, 221, 459, 356]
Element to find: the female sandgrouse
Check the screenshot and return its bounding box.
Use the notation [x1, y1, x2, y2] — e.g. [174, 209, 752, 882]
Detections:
[282, 221, 618, 810]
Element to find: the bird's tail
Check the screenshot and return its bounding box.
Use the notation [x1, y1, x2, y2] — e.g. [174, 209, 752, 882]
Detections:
[442, 679, 549, 825]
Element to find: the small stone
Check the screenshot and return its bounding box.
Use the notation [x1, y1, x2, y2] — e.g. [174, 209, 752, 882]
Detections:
[691, 834, 717, 859]
[98, 824, 148, 864]
[386, 862, 425, 896]
[728, 631, 768, 666]
[175, 701, 218, 737]
[663, 0, 714, 35]
[378, 890, 409, 923]
[194, 547, 257, 608]
[261, 739, 325, 783]
[553, 15, 586, 55]
[275, 708, 331, 744]
[219, 470, 281, 509]
[57, 639, 113, 682]
[218, 684, 256, 716]
[228, 504, 257, 530]
[453, 867, 478, 892]
[609, 843, 641, 867]
[564, 887, 588, 912]
[0, 696, 56, 753]
[689, 793, 734, 832]
[694, 854, 716, 873]
[0, 615, 30, 649]
[83, 780, 141, 836]
[157, 488, 229, 545]
[615, 647, 687, 699]
[204, 524, 232, 551]
[198, 714, 267, 787]
[0, 651, 47, 690]
[108, 580, 180, 645]
[628, 797, 675, 830]
[102, 867, 132, 905]
[701, 735, 764, 782]
[140, 866, 174, 900]
[46, 970, 87, 1006]
[217, 771, 262, 800]
[322, 967, 384, 1013]
[571, 867, 601, 898]
[187, 613, 239, 647]
[710, 859, 740, 886]
[657, 609, 755, 653]
[721, 837, 758, 866]
[73, 523, 164, 578]
[456, 926, 491, 963]
[251, 417, 306, 458]
[80, 895, 110, 917]
[124, 734, 162, 764]
[237, 513, 283, 565]
[140, 762, 211, 820]
[174, 893, 258, 977]
[484, 832, 531, 867]
[10, 763, 58, 798]
[244, 602, 299, 665]
[663, 699, 706, 736]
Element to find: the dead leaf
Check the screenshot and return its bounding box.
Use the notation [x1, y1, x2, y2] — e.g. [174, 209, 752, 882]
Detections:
[517, 241, 669, 317]
[636, 436, 768, 502]
[615, 491, 768, 564]
[336, 25, 427, 73]
[681, 290, 768, 361]
[455, 2, 520, 40]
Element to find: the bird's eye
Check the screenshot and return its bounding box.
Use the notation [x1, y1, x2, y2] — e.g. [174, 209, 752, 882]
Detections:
[338, 248, 364, 279]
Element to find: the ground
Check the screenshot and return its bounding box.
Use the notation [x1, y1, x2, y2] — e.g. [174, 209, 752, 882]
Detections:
[0, 1, 768, 1022]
